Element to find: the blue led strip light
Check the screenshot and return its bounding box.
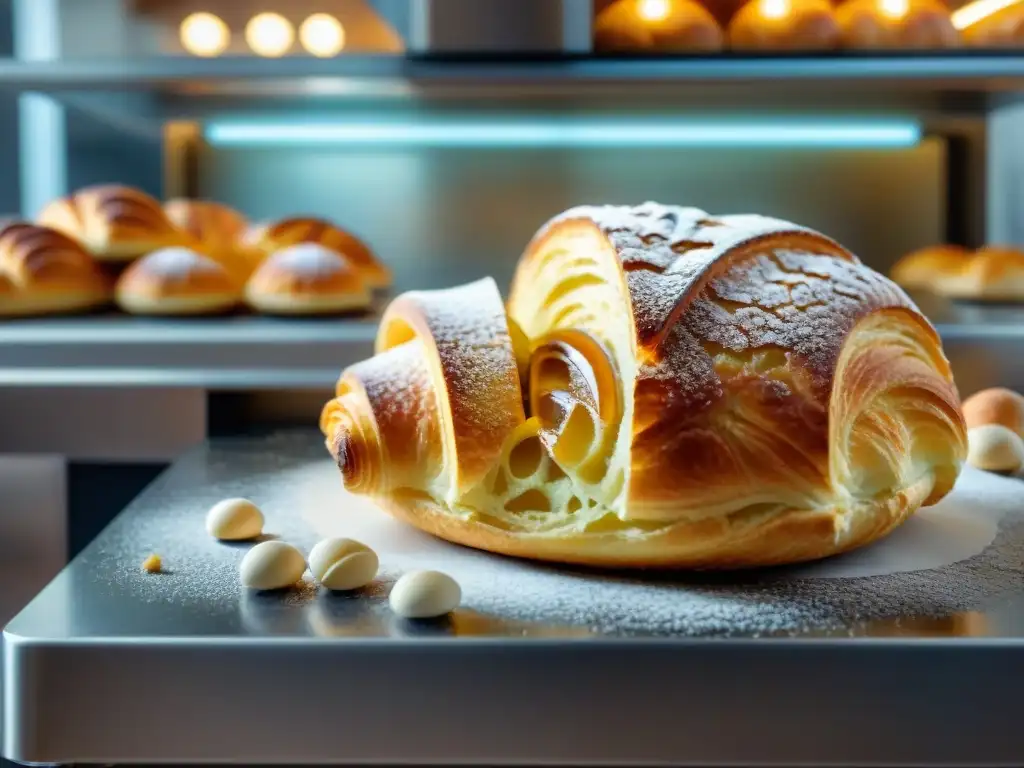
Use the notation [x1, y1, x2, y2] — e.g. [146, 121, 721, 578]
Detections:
[204, 118, 922, 149]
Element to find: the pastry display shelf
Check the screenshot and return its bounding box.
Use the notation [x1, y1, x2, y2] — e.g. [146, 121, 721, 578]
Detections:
[1, 54, 1024, 121]
[0, 295, 1019, 390]
[4, 432, 1024, 767]
[0, 313, 379, 389]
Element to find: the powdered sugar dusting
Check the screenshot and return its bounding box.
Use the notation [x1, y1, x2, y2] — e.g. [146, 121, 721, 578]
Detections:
[97, 434, 1024, 639]
[269, 243, 353, 276]
[537, 203, 912, 402]
[139, 247, 224, 278]
[380, 277, 524, 491]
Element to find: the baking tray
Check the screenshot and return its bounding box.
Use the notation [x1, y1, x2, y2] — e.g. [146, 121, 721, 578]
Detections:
[4, 432, 1024, 766]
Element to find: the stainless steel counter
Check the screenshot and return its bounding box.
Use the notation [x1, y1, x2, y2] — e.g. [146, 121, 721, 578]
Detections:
[4, 432, 1024, 766]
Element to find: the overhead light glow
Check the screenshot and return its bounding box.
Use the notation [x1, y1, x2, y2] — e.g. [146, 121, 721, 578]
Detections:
[245, 12, 294, 58]
[760, 0, 791, 19]
[299, 13, 346, 57]
[638, 0, 672, 21]
[204, 118, 922, 149]
[878, 0, 909, 19]
[951, 0, 1021, 28]
[179, 12, 229, 57]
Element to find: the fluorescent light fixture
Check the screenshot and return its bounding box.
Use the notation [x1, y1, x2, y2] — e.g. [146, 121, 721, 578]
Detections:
[204, 118, 921, 149]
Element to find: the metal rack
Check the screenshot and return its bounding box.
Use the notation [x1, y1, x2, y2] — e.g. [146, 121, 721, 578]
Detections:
[2, 54, 1024, 122]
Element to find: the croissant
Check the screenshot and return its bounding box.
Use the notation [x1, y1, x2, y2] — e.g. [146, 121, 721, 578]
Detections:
[244, 217, 391, 290]
[321, 203, 966, 569]
[889, 244, 971, 292]
[836, 0, 960, 48]
[38, 184, 191, 263]
[245, 243, 372, 315]
[0, 222, 111, 316]
[164, 199, 253, 282]
[593, 0, 725, 52]
[728, 0, 842, 50]
[115, 246, 240, 316]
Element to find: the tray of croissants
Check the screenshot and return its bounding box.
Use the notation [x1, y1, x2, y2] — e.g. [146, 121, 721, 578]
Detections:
[593, 0, 1024, 53]
[0, 183, 391, 320]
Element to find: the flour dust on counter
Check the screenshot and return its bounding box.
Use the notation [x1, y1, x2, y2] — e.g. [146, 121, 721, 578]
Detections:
[83, 432, 1024, 639]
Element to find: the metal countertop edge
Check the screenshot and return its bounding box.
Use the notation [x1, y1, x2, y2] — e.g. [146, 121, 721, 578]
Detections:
[5, 631, 1023, 766]
[5, 631, 1024, 648]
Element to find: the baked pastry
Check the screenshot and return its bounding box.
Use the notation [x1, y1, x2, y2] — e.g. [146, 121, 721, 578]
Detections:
[962, 387, 1024, 436]
[37, 184, 191, 263]
[245, 243, 371, 316]
[164, 199, 254, 282]
[594, 0, 725, 52]
[889, 244, 970, 292]
[0, 222, 110, 316]
[115, 246, 240, 316]
[728, 0, 841, 49]
[320, 203, 967, 569]
[243, 217, 391, 290]
[956, 0, 1024, 46]
[933, 246, 1024, 302]
[837, 0, 960, 47]
[966, 424, 1024, 473]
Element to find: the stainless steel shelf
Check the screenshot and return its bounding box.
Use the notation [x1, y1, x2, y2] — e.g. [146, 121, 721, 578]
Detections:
[2, 54, 1024, 90]
[0, 297, 1020, 389]
[1, 55, 1023, 121]
[0, 314, 379, 389]
[4, 433, 1024, 766]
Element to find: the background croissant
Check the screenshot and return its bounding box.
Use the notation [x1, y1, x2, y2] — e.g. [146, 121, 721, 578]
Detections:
[321, 203, 966, 569]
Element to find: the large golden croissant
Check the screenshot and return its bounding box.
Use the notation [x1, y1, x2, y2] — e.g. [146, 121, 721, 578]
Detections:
[321, 203, 967, 569]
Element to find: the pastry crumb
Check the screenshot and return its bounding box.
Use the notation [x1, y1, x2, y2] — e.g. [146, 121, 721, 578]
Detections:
[141, 554, 162, 573]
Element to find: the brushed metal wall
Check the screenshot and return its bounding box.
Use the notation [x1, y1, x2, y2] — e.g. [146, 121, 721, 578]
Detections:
[199, 140, 947, 294]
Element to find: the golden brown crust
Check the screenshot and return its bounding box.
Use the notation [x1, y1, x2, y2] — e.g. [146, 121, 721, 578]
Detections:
[165, 199, 247, 242]
[244, 217, 391, 289]
[728, 0, 841, 50]
[837, 0, 959, 48]
[934, 246, 1024, 302]
[38, 184, 191, 262]
[0, 221, 111, 316]
[962, 387, 1024, 437]
[593, 0, 725, 52]
[165, 199, 258, 285]
[890, 245, 970, 291]
[245, 243, 371, 315]
[115, 246, 240, 316]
